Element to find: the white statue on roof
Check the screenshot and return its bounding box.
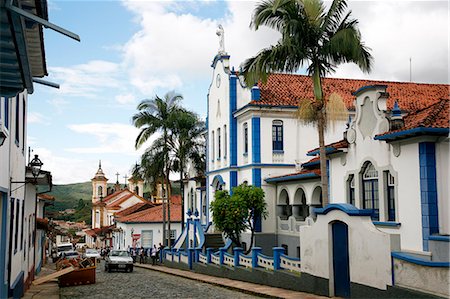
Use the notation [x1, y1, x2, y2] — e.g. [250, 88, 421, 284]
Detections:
[216, 24, 225, 54]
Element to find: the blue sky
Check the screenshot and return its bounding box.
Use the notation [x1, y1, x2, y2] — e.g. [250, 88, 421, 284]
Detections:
[28, 0, 449, 184]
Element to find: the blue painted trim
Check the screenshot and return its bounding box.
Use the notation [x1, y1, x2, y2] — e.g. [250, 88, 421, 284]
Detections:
[302, 160, 319, 167]
[229, 171, 237, 195]
[10, 270, 24, 288]
[429, 235, 450, 242]
[280, 253, 300, 262]
[314, 203, 373, 216]
[419, 142, 439, 251]
[251, 86, 260, 101]
[229, 73, 237, 166]
[251, 117, 261, 163]
[307, 147, 340, 156]
[233, 103, 298, 116]
[207, 163, 295, 175]
[375, 127, 449, 141]
[272, 150, 284, 154]
[265, 172, 319, 183]
[352, 84, 387, 96]
[210, 174, 225, 187]
[392, 252, 450, 267]
[211, 54, 230, 68]
[373, 221, 401, 227]
[252, 168, 262, 232]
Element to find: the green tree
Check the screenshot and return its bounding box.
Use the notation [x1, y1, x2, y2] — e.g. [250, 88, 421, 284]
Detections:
[76, 198, 85, 210]
[210, 184, 267, 254]
[170, 109, 206, 227]
[242, 0, 372, 206]
[133, 91, 183, 247]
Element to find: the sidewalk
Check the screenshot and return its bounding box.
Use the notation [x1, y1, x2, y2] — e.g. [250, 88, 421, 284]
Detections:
[135, 263, 326, 299]
[23, 265, 59, 299]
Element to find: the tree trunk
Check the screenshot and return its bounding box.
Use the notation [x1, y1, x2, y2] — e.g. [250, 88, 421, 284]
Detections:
[161, 175, 167, 247]
[180, 161, 184, 230]
[312, 67, 329, 207]
[318, 112, 329, 207]
[166, 169, 172, 247]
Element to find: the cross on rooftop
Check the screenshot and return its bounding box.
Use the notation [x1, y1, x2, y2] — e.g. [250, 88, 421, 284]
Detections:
[115, 172, 120, 183]
[123, 174, 128, 187]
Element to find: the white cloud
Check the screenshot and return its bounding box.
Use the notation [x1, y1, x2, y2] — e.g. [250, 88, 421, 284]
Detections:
[66, 122, 156, 155]
[115, 93, 136, 105]
[120, 1, 280, 94]
[46, 98, 69, 114]
[331, 1, 448, 83]
[28, 112, 50, 125]
[32, 147, 139, 185]
[48, 60, 122, 97]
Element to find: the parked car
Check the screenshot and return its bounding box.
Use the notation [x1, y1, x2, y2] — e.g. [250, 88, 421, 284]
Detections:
[84, 248, 101, 259]
[57, 243, 74, 258]
[105, 250, 134, 272]
[61, 250, 80, 260]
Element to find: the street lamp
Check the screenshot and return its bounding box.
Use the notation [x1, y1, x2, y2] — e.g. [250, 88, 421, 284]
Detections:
[29, 154, 43, 178]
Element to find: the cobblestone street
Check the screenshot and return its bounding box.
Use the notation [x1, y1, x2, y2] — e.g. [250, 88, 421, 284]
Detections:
[60, 261, 261, 299]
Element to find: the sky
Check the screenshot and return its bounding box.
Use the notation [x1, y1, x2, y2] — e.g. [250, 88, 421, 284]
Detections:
[27, 0, 449, 185]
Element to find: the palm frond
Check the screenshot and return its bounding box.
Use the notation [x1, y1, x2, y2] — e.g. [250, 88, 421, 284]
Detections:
[325, 92, 348, 131]
[296, 99, 318, 125]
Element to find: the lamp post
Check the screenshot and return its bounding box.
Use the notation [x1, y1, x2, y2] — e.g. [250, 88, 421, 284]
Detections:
[10, 154, 44, 191]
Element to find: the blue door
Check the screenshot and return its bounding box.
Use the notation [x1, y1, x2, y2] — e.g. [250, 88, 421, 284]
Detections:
[332, 221, 350, 298]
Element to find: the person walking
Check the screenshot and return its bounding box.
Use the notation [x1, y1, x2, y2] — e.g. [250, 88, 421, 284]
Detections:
[139, 246, 145, 264]
[158, 243, 164, 264]
[151, 245, 158, 265]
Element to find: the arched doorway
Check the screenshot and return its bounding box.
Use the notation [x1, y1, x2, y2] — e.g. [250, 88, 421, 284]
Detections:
[293, 188, 309, 221]
[277, 189, 291, 220]
[331, 221, 350, 297]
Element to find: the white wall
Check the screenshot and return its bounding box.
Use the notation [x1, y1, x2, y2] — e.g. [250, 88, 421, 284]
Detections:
[300, 209, 399, 292]
[436, 140, 449, 234]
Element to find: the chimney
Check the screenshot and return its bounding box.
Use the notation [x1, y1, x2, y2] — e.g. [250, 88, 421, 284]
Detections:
[389, 101, 404, 131]
[251, 84, 260, 101]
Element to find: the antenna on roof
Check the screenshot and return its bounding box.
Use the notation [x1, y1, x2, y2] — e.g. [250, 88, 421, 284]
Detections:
[409, 57, 412, 82]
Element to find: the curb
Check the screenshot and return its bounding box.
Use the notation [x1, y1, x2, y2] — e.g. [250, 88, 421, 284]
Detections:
[134, 263, 322, 299]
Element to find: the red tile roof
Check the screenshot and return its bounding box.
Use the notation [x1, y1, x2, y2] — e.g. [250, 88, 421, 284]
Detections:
[114, 202, 155, 217]
[255, 74, 449, 111]
[266, 168, 321, 182]
[377, 99, 449, 138]
[38, 194, 55, 201]
[308, 139, 349, 156]
[117, 196, 182, 224]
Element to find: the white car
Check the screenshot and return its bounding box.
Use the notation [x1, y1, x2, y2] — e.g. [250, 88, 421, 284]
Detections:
[61, 250, 79, 260]
[84, 249, 101, 259]
[105, 250, 134, 272]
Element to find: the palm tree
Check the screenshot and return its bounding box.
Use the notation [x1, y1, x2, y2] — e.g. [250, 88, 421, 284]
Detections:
[132, 91, 183, 246]
[169, 110, 206, 227]
[242, 0, 372, 206]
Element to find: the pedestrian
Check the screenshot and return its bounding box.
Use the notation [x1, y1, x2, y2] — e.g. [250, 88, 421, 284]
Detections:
[131, 247, 136, 263]
[151, 245, 158, 265]
[158, 243, 164, 264]
[139, 246, 145, 264]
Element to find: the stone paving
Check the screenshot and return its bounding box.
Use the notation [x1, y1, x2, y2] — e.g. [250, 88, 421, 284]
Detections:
[60, 261, 261, 299]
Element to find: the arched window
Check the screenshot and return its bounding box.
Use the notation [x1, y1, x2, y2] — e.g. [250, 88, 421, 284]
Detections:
[293, 188, 309, 221]
[272, 120, 283, 151]
[97, 186, 103, 197]
[347, 175, 355, 206]
[385, 171, 396, 221]
[223, 125, 227, 159]
[135, 186, 139, 195]
[277, 190, 291, 220]
[243, 123, 248, 154]
[362, 162, 379, 220]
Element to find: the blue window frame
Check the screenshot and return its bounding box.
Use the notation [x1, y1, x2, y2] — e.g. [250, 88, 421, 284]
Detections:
[272, 120, 283, 151]
[362, 163, 379, 220]
[243, 123, 248, 154]
[386, 172, 396, 221]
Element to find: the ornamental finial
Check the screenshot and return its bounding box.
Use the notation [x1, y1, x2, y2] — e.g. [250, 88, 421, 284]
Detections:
[216, 24, 225, 55]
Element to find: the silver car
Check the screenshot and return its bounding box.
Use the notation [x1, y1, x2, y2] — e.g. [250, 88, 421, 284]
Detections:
[84, 248, 101, 259]
[105, 250, 134, 272]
